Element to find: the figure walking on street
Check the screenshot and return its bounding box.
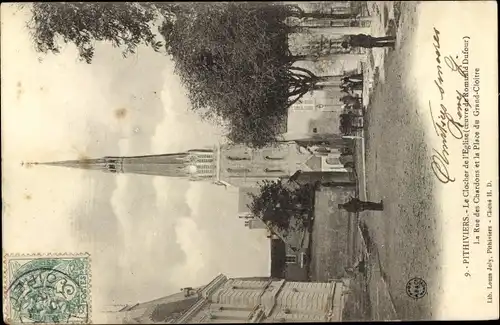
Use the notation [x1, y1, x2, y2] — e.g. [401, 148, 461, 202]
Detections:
[341, 34, 396, 49]
[345, 258, 366, 277]
[338, 197, 384, 213]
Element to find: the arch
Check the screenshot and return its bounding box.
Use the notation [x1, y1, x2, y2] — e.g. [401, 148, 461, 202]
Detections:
[325, 157, 341, 166]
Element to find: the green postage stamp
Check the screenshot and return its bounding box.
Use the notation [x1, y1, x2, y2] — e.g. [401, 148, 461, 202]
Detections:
[3, 253, 91, 324]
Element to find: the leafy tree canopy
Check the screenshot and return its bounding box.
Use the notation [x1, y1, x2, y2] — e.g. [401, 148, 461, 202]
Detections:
[28, 2, 165, 63]
[248, 179, 314, 233]
[27, 2, 333, 147]
[158, 2, 294, 147]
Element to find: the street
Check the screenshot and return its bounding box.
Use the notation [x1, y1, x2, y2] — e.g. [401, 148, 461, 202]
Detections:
[310, 185, 372, 320]
[357, 1, 441, 321]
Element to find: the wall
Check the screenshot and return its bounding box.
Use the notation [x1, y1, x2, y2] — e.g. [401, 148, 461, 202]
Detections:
[282, 218, 310, 281]
[238, 187, 261, 214]
[313, 186, 357, 278]
[186, 278, 268, 323]
[219, 143, 312, 188]
[296, 171, 356, 185]
[266, 281, 345, 322]
[286, 90, 344, 139]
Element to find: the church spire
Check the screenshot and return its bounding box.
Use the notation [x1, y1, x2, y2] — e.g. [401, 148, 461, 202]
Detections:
[29, 158, 110, 171]
[29, 149, 219, 180]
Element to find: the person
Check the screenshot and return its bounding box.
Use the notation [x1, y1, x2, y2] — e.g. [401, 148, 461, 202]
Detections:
[338, 197, 384, 212]
[340, 94, 361, 106]
[347, 73, 363, 82]
[348, 81, 363, 91]
[340, 84, 353, 94]
[345, 258, 366, 276]
[341, 34, 396, 49]
[342, 74, 363, 84]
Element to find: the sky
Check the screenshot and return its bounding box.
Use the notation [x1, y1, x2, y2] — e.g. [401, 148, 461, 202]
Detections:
[1, 4, 270, 318]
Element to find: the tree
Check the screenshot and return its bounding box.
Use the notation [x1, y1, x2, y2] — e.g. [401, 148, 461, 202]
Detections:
[27, 2, 340, 147]
[157, 2, 295, 147]
[159, 2, 341, 146]
[27, 2, 166, 63]
[247, 179, 314, 233]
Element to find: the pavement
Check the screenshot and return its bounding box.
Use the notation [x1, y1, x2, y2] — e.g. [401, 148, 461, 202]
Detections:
[351, 1, 439, 321]
[310, 2, 420, 320]
[352, 1, 403, 321]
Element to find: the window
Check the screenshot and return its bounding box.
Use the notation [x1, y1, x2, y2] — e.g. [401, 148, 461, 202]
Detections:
[325, 157, 341, 166]
[312, 127, 318, 133]
[264, 168, 284, 173]
[293, 99, 315, 111]
[285, 255, 297, 264]
[107, 163, 117, 173]
[227, 168, 250, 173]
[264, 155, 283, 161]
[227, 155, 249, 161]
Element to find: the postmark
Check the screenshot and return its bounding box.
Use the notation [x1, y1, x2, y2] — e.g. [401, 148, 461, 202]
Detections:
[406, 277, 428, 300]
[3, 253, 91, 324]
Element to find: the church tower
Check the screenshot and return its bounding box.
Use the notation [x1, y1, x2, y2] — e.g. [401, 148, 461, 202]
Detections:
[30, 142, 352, 188]
[32, 148, 218, 181]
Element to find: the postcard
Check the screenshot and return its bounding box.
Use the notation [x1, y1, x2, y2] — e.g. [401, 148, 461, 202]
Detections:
[2, 1, 498, 323]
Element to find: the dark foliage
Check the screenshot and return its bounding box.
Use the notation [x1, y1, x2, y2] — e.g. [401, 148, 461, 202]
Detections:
[28, 2, 332, 147]
[159, 2, 296, 147]
[28, 2, 163, 63]
[247, 179, 314, 233]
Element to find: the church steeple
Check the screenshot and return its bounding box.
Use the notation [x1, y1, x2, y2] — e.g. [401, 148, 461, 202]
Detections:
[30, 148, 219, 181]
[26, 141, 349, 188]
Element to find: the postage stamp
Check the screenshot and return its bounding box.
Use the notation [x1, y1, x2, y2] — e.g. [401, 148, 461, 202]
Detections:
[3, 254, 91, 324]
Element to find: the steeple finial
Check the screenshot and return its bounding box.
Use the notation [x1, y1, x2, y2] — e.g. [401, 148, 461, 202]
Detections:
[21, 161, 39, 168]
[30, 159, 102, 169]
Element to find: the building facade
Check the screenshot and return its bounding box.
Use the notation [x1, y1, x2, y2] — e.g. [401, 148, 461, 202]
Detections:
[113, 274, 347, 323]
[269, 224, 310, 282]
[239, 184, 312, 282]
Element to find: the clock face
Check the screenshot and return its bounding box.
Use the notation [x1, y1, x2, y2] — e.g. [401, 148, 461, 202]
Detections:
[186, 165, 198, 174]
